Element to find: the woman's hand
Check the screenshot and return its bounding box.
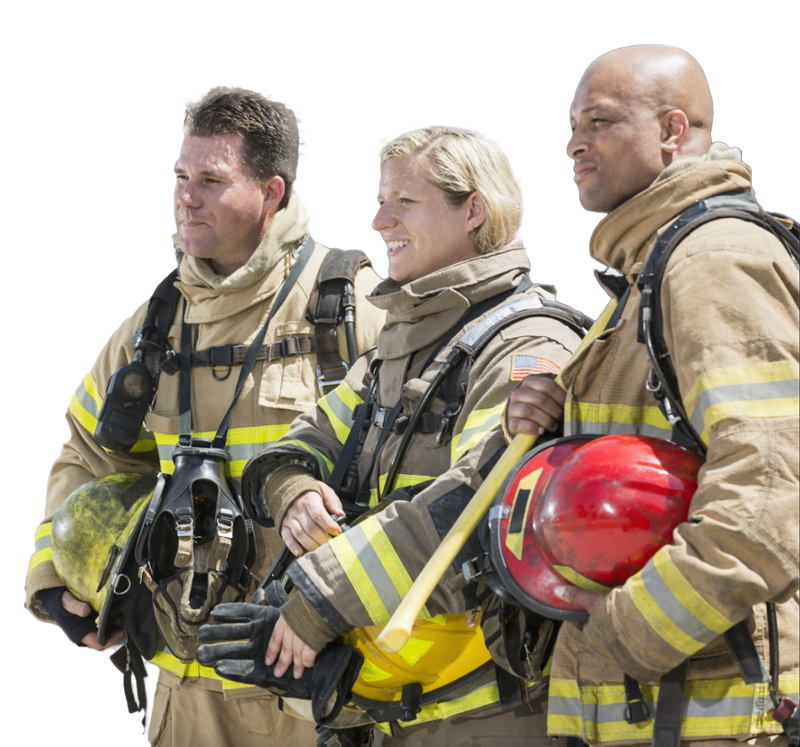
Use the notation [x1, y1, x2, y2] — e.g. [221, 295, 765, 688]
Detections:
[266, 615, 318, 679]
[280, 482, 345, 554]
[506, 375, 566, 436]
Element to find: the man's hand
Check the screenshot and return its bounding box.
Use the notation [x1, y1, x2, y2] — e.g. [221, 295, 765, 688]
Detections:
[266, 614, 318, 679]
[61, 590, 123, 650]
[507, 375, 566, 436]
[281, 482, 345, 554]
[553, 584, 605, 615]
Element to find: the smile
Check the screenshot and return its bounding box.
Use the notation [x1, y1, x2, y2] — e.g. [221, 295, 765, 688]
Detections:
[386, 240, 410, 251]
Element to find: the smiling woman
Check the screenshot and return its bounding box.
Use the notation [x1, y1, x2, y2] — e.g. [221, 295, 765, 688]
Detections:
[202, 126, 588, 746]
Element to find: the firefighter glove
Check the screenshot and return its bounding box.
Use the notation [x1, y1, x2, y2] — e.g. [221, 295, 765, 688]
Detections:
[196, 602, 362, 725]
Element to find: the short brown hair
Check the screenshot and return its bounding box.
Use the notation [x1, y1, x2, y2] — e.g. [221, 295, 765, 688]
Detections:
[184, 87, 299, 210]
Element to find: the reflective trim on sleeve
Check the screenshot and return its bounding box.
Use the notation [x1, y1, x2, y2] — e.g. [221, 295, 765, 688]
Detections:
[150, 649, 254, 690]
[547, 675, 798, 742]
[683, 361, 800, 445]
[28, 523, 53, 575]
[329, 516, 430, 626]
[319, 382, 362, 445]
[626, 550, 734, 657]
[369, 473, 437, 507]
[563, 401, 672, 439]
[154, 424, 293, 477]
[450, 404, 504, 463]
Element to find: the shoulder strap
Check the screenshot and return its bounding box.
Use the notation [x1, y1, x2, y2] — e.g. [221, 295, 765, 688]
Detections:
[134, 268, 181, 377]
[306, 249, 373, 392]
[637, 191, 800, 454]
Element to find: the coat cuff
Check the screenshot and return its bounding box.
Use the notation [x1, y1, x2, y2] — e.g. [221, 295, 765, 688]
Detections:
[265, 465, 321, 530]
[281, 590, 339, 652]
[25, 562, 65, 623]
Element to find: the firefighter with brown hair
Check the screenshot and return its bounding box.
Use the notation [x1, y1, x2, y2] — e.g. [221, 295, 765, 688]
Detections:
[25, 87, 384, 746]
[507, 44, 799, 746]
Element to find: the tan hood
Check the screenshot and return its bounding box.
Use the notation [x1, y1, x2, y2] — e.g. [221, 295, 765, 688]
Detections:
[175, 193, 310, 323]
[369, 246, 532, 359]
[590, 143, 753, 276]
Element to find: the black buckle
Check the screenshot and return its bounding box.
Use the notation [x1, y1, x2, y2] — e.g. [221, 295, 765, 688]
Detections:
[281, 336, 301, 358]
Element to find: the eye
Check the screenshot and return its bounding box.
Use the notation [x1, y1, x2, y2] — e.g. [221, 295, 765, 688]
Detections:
[399, 197, 413, 205]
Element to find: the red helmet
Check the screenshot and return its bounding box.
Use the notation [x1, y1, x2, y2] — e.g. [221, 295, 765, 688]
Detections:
[487, 434, 703, 621]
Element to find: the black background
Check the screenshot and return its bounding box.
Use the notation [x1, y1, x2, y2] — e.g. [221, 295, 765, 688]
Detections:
[161, 44, 789, 316]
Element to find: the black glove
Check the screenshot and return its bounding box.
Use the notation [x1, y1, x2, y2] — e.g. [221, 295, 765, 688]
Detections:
[196, 601, 362, 725]
[37, 586, 99, 646]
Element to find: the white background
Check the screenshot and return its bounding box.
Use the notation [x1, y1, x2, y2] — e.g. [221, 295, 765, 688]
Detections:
[3, 1, 796, 743]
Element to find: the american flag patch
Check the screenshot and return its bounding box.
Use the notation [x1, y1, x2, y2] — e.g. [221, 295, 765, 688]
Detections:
[509, 354, 559, 380]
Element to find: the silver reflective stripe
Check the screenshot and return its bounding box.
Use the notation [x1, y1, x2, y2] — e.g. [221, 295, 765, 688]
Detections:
[345, 525, 403, 612]
[75, 383, 99, 417]
[566, 420, 672, 439]
[34, 535, 51, 553]
[458, 296, 543, 349]
[690, 378, 800, 433]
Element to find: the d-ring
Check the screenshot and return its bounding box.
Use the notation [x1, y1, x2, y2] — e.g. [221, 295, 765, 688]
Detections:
[212, 365, 232, 381]
[113, 573, 132, 596]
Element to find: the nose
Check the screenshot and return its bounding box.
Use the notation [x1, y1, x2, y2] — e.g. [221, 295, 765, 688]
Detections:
[567, 127, 587, 160]
[176, 180, 200, 208]
[372, 202, 395, 232]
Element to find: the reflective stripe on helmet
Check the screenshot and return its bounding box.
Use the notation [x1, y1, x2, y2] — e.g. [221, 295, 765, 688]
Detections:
[319, 381, 363, 444]
[626, 549, 734, 656]
[548, 674, 799, 742]
[683, 360, 799, 446]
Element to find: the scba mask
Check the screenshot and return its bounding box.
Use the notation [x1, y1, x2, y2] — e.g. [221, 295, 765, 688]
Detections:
[135, 439, 256, 661]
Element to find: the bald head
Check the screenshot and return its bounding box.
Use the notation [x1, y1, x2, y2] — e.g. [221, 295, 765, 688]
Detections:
[568, 45, 714, 213]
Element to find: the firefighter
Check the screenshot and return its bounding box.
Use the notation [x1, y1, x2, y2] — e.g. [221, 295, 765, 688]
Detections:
[25, 87, 384, 746]
[506, 45, 799, 746]
[197, 126, 587, 746]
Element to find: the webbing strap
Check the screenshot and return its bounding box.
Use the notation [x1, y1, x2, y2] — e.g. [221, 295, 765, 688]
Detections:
[725, 618, 770, 684]
[651, 659, 689, 747]
[175, 238, 315, 447]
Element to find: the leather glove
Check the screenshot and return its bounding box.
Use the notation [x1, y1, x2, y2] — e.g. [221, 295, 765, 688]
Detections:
[196, 601, 362, 725]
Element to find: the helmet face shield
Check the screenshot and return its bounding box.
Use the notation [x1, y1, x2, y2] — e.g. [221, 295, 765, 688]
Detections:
[488, 435, 703, 621]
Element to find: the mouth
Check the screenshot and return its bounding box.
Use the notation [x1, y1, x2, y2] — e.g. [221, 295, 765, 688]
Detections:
[573, 163, 595, 183]
[386, 239, 410, 254]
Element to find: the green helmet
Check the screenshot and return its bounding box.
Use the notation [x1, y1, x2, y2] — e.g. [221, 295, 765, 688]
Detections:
[51, 472, 157, 647]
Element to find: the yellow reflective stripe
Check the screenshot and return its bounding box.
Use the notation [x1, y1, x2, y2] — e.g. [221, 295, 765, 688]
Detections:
[150, 650, 253, 690]
[35, 523, 51, 541]
[28, 547, 53, 575]
[370, 473, 436, 507]
[329, 528, 389, 624]
[154, 424, 293, 477]
[564, 401, 671, 438]
[450, 403, 504, 463]
[329, 516, 430, 625]
[627, 550, 733, 656]
[683, 361, 800, 445]
[319, 382, 362, 445]
[547, 675, 797, 742]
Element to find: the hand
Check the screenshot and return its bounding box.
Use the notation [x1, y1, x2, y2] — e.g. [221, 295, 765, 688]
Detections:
[553, 584, 605, 615]
[266, 615, 318, 679]
[61, 590, 123, 650]
[506, 375, 566, 436]
[281, 482, 345, 554]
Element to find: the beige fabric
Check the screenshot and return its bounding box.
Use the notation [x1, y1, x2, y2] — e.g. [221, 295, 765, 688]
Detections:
[148, 668, 314, 746]
[552, 149, 799, 744]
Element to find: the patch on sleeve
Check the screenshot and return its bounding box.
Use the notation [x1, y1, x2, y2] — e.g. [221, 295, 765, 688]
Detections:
[510, 354, 559, 380]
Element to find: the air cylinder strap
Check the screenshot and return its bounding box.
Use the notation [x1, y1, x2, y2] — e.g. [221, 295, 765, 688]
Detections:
[651, 659, 689, 747]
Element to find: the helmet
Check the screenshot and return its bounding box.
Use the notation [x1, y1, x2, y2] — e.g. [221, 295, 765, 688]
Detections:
[50, 472, 157, 648]
[487, 435, 703, 621]
[344, 613, 492, 708]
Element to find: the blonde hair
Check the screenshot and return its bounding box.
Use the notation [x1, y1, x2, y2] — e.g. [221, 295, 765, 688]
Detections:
[380, 126, 522, 255]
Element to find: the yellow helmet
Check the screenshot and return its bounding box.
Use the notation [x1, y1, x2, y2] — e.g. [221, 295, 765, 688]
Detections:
[345, 613, 492, 705]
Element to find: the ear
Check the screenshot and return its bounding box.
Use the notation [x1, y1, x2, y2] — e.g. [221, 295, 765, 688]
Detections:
[261, 175, 287, 216]
[659, 109, 690, 154]
[465, 191, 487, 233]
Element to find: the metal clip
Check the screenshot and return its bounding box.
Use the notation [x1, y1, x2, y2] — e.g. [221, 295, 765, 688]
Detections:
[317, 362, 348, 393]
[461, 553, 493, 582]
[175, 506, 194, 537]
[435, 415, 452, 445]
[217, 508, 234, 539]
